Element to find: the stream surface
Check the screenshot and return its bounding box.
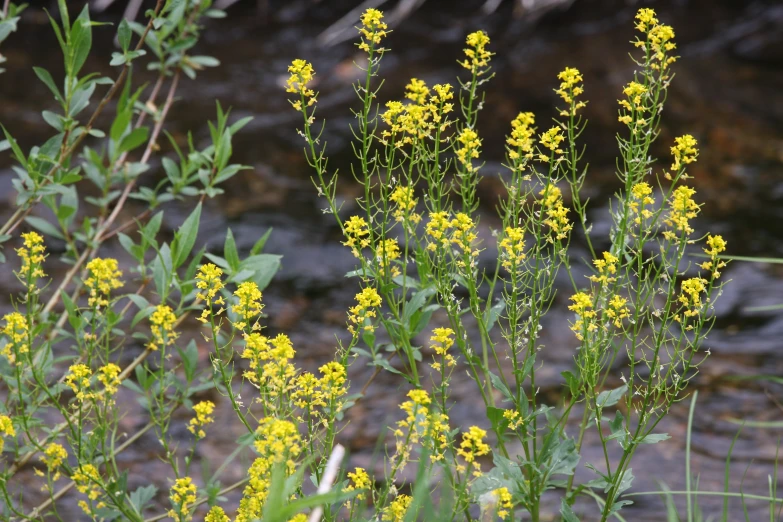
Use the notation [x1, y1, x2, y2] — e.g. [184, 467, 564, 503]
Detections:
[1, 0, 782, 520]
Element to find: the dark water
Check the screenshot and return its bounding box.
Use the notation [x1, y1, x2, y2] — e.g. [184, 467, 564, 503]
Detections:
[1, 0, 782, 519]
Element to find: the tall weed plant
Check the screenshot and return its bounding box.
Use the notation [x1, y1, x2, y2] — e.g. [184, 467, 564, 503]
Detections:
[0, 2, 744, 521]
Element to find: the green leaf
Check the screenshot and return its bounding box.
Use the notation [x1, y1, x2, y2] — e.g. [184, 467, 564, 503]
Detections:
[402, 286, 436, 325]
[118, 127, 149, 154]
[110, 109, 132, 142]
[250, 227, 272, 255]
[484, 299, 505, 333]
[117, 18, 131, 52]
[33, 67, 62, 104]
[25, 216, 64, 239]
[179, 340, 198, 383]
[69, 5, 92, 76]
[488, 371, 513, 402]
[129, 484, 157, 515]
[223, 228, 240, 271]
[172, 203, 201, 269]
[561, 370, 580, 398]
[596, 384, 628, 409]
[638, 432, 670, 444]
[237, 254, 281, 291]
[560, 499, 580, 522]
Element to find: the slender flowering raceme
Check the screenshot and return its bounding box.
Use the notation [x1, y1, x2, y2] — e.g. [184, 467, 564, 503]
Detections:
[196, 263, 225, 324]
[343, 215, 371, 258]
[347, 287, 382, 335]
[700, 234, 728, 278]
[670, 134, 699, 173]
[168, 477, 197, 522]
[555, 67, 587, 116]
[97, 363, 121, 396]
[286, 59, 316, 110]
[358, 8, 388, 52]
[65, 364, 93, 403]
[40, 442, 67, 480]
[383, 495, 413, 522]
[148, 304, 179, 351]
[457, 426, 490, 476]
[663, 186, 700, 238]
[16, 231, 47, 286]
[2, 312, 28, 364]
[344, 467, 371, 502]
[499, 227, 526, 272]
[205, 506, 230, 522]
[507, 112, 536, 165]
[0, 415, 15, 454]
[455, 127, 482, 172]
[430, 327, 456, 371]
[84, 258, 123, 308]
[188, 400, 216, 439]
[460, 30, 492, 74]
[232, 281, 263, 331]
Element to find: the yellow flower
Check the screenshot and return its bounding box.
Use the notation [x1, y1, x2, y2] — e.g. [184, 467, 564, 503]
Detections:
[376, 238, 401, 277]
[344, 467, 371, 502]
[65, 364, 94, 403]
[607, 295, 630, 328]
[678, 277, 708, 320]
[663, 186, 700, 238]
[460, 30, 492, 74]
[539, 186, 572, 242]
[169, 477, 197, 522]
[425, 211, 452, 252]
[502, 409, 523, 430]
[670, 134, 698, 173]
[0, 415, 15, 454]
[188, 400, 216, 439]
[343, 215, 371, 258]
[286, 59, 316, 108]
[507, 112, 536, 165]
[382, 494, 413, 522]
[495, 487, 514, 519]
[16, 231, 47, 285]
[319, 361, 347, 404]
[457, 426, 490, 476]
[430, 327, 456, 370]
[85, 258, 123, 308]
[629, 182, 655, 225]
[97, 363, 121, 396]
[405, 78, 430, 105]
[196, 263, 225, 324]
[568, 291, 597, 341]
[589, 251, 619, 284]
[205, 506, 230, 522]
[389, 186, 421, 224]
[347, 287, 382, 335]
[635, 8, 658, 33]
[455, 127, 482, 172]
[539, 126, 565, 155]
[291, 372, 325, 410]
[700, 234, 728, 279]
[2, 312, 29, 364]
[358, 8, 388, 52]
[73, 463, 102, 510]
[40, 443, 68, 480]
[555, 67, 587, 116]
[232, 281, 264, 330]
[499, 226, 526, 272]
[148, 304, 179, 351]
[451, 212, 478, 259]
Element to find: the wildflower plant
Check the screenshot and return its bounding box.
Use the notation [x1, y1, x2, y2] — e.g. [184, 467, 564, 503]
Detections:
[287, 7, 731, 522]
[0, 3, 736, 522]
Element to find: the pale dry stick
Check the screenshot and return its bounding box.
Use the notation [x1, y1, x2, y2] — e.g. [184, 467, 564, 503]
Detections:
[25, 421, 155, 518]
[308, 444, 346, 522]
[0, 0, 165, 238]
[7, 303, 197, 476]
[2, 0, 10, 18]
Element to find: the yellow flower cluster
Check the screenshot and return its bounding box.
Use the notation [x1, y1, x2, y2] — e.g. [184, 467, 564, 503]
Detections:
[499, 226, 526, 272]
[451, 213, 480, 266]
[2, 312, 28, 364]
[538, 126, 565, 160]
[236, 418, 302, 522]
[343, 215, 371, 258]
[40, 442, 67, 480]
[539, 186, 572, 242]
[243, 333, 297, 404]
[358, 8, 388, 52]
[618, 81, 648, 127]
[507, 112, 536, 166]
[168, 477, 197, 522]
[347, 287, 382, 335]
[148, 304, 179, 351]
[568, 291, 596, 341]
[205, 506, 230, 522]
[503, 409, 523, 430]
[630, 182, 655, 225]
[663, 186, 700, 239]
[699, 234, 727, 278]
[16, 231, 47, 285]
[456, 425, 490, 476]
[430, 327, 456, 372]
[188, 400, 216, 439]
[377, 238, 401, 277]
[97, 363, 121, 396]
[670, 134, 698, 173]
[607, 295, 631, 328]
[85, 258, 123, 308]
[319, 361, 347, 403]
[286, 59, 316, 111]
[65, 364, 93, 403]
[494, 487, 514, 519]
[589, 251, 619, 285]
[425, 211, 451, 252]
[389, 185, 421, 224]
[405, 78, 429, 105]
[677, 277, 708, 322]
[73, 463, 103, 514]
[344, 467, 371, 502]
[291, 372, 325, 411]
[382, 494, 413, 522]
[0, 415, 15, 454]
[555, 67, 587, 116]
[232, 281, 264, 331]
[196, 263, 225, 324]
[634, 9, 677, 69]
[455, 127, 482, 172]
[460, 30, 492, 75]
[392, 389, 450, 463]
[381, 80, 455, 146]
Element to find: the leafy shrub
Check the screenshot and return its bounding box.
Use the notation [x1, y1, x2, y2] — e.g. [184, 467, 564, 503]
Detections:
[0, 2, 733, 522]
